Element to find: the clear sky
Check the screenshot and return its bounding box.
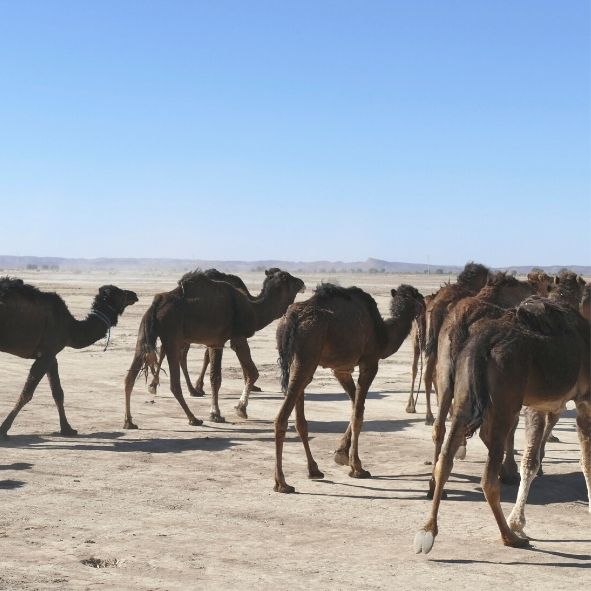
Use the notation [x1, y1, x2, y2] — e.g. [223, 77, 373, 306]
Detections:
[0, 1, 589, 266]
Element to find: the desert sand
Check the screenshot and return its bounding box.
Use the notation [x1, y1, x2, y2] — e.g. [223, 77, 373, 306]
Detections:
[0, 270, 588, 590]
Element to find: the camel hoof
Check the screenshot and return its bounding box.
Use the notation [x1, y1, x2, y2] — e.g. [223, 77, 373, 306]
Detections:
[500, 470, 520, 485]
[548, 434, 559, 443]
[147, 384, 157, 395]
[504, 535, 531, 548]
[189, 389, 205, 398]
[349, 468, 371, 479]
[251, 385, 262, 393]
[308, 468, 324, 479]
[209, 413, 225, 423]
[0, 432, 9, 441]
[414, 530, 435, 554]
[425, 416, 434, 426]
[274, 482, 295, 494]
[537, 466, 544, 477]
[60, 427, 78, 437]
[234, 405, 248, 419]
[405, 405, 416, 414]
[455, 445, 467, 460]
[189, 417, 203, 426]
[333, 450, 349, 466]
[123, 420, 138, 430]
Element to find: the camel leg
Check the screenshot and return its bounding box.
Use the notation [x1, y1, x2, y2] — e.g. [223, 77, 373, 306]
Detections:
[166, 347, 203, 426]
[193, 348, 209, 397]
[500, 412, 521, 485]
[406, 334, 420, 414]
[537, 410, 562, 476]
[124, 350, 143, 429]
[0, 355, 52, 439]
[507, 408, 545, 536]
[233, 337, 259, 419]
[208, 347, 225, 423]
[295, 395, 324, 479]
[423, 353, 436, 426]
[415, 415, 465, 554]
[480, 409, 529, 548]
[179, 344, 203, 398]
[46, 358, 77, 436]
[575, 400, 591, 513]
[348, 362, 378, 478]
[148, 346, 166, 395]
[274, 359, 316, 493]
[332, 369, 356, 466]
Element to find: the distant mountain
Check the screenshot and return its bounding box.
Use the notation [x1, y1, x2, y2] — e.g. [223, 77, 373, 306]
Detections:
[0, 255, 589, 276]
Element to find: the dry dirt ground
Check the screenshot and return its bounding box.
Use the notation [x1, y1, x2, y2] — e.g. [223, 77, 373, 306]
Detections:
[0, 270, 589, 590]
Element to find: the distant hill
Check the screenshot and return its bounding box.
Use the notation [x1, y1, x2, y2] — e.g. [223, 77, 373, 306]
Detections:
[0, 255, 589, 276]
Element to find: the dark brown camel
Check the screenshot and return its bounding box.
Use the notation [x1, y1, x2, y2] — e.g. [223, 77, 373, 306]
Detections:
[148, 268, 282, 397]
[405, 293, 434, 418]
[581, 282, 591, 321]
[421, 263, 491, 425]
[273, 284, 425, 493]
[427, 271, 551, 495]
[415, 293, 590, 553]
[123, 270, 304, 428]
[0, 278, 138, 438]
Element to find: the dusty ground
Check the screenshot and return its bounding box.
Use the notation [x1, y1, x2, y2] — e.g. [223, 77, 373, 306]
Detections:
[0, 270, 589, 590]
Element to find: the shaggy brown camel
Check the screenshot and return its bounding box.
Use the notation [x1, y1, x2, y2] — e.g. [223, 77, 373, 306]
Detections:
[148, 268, 282, 397]
[123, 270, 304, 428]
[0, 278, 138, 438]
[405, 293, 434, 418]
[421, 263, 490, 425]
[581, 282, 591, 321]
[415, 294, 590, 553]
[273, 284, 425, 493]
[427, 272, 551, 495]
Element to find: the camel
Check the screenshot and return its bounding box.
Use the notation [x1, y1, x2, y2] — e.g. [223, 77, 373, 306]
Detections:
[123, 270, 304, 428]
[148, 268, 282, 397]
[0, 278, 138, 438]
[421, 263, 491, 425]
[581, 282, 591, 321]
[414, 291, 590, 553]
[273, 283, 425, 493]
[405, 293, 434, 419]
[427, 271, 551, 495]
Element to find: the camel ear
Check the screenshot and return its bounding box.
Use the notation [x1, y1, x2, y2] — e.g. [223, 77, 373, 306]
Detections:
[99, 285, 113, 298]
[390, 288, 397, 297]
[265, 269, 270, 276]
[578, 276, 586, 286]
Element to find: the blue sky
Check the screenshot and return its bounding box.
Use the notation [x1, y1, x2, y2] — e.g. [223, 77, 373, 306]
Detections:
[0, 1, 589, 265]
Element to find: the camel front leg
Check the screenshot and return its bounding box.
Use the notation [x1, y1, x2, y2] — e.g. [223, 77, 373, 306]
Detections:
[537, 409, 562, 476]
[332, 369, 356, 466]
[193, 347, 209, 397]
[348, 362, 378, 478]
[500, 412, 520, 484]
[508, 408, 545, 537]
[232, 337, 259, 419]
[208, 347, 225, 423]
[406, 331, 420, 413]
[575, 399, 591, 513]
[46, 358, 77, 436]
[0, 355, 52, 439]
[423, 352, 436, 426]
[295, 395, 323, 479]
[124, 350, 143, 429]
[179, 344, 203, 398]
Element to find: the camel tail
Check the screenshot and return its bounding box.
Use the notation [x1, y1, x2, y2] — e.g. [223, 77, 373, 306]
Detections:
[425, 306, 443, 358]
[139, 295, 162, 379]
[465, 339, 491, 437]
[276, 311, 298, 394]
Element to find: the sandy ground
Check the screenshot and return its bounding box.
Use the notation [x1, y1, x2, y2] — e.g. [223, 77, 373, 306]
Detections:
[0, 270, 589, 591]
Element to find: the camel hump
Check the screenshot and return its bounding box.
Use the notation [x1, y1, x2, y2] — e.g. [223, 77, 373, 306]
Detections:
[516, 297, 570, 335]
[0, 277, 34, 300]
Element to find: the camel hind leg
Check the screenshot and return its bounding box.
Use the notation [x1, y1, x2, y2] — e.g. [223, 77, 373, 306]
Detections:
[46, 358, 77, 436]
[233, 337, 259, 419]
[164, 344, 203, 426]
[332, 369, 356, 466]
[406, 331, 420, 414]
[193, 347, 209, 397]
[147, 346, 166, 395]
[124, 348, 145, 429]
[423, 352, 436, 426]
[295, 395, 324, 479]
[179, 344, 204, 398]
[208, 347, 225, 423]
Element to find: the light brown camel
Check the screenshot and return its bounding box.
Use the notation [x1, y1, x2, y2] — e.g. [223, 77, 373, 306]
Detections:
[148, 268, 282, 398]
[421, 263, 491, 425]
[405, 293, 434, 418]
[273, 284, 425, 493]
[427, 271, 551, 495]
[123, 270, 304, 428]
[0, 278, 138, 438]
[414, 294, 590, 553]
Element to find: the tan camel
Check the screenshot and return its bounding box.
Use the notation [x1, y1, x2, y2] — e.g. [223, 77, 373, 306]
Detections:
[148, 268, 282, 397]
[0, 278, 137, 438]
[405, 293, 434, 419]
[273, 284, 425, 493]
[123, 270, 304, 428]
[421, 263, 491, 425]
[415, 292, 590, 553]
[427, 272, 551, 495]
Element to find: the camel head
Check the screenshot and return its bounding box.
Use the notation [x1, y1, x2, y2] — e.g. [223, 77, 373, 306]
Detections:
[527, 271, 552, 295]
[93, 285, 138, 324]
[456, 262, 490, 290]
[390, 284, 425, 320]
[551, 272, 587, 310]
[263, 269, 305, 297]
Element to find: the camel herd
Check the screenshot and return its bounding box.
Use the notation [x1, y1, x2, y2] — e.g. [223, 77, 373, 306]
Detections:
[0, 264, 589, 556]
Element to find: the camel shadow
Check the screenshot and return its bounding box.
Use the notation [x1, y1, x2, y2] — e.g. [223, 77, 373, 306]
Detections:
[0, 479, 25, 490]
[304, 390, 389, 402]
[307, 417, 424, 434]
[0, 462, 33, 471]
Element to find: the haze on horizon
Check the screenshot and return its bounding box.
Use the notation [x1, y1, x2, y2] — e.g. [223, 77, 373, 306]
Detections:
[0, 1, 589, 267]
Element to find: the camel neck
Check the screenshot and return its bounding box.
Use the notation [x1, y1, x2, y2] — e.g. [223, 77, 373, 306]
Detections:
[250, 293, 286, 331]
[381, 308, 415, 359]
[67, 314, 111, 350]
